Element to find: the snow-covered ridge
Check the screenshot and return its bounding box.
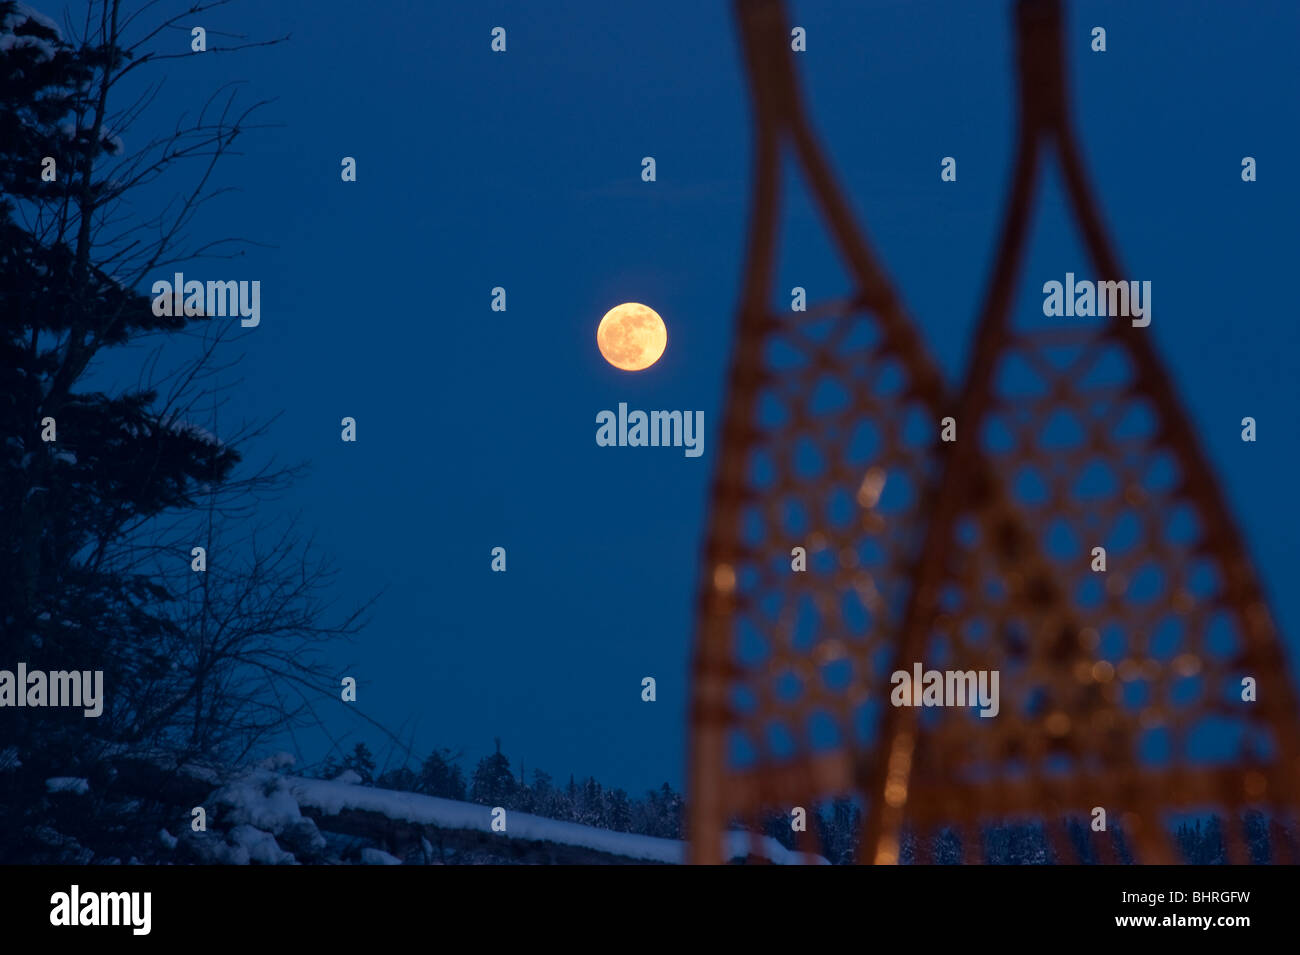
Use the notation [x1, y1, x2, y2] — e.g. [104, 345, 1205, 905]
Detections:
[207, 766, 827, 865]
[288, 772, 827, 865]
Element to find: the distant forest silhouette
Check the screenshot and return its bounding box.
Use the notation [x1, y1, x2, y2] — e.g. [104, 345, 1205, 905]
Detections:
[318, 738, 1289, 864]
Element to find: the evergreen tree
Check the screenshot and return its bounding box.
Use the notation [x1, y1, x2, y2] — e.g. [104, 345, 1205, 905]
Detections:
[469, 738, 517, 807]
[604, 788, 632, 833]
[0, 2, 237, 860]
[572, 777, 605, 827]
[1066, 817, 1097, 864]
[418, 747, 467, 800]
[531, 769, 570, 820]
[531, 769, 553, 800]
[653, 782, 684, 839]
[0, 1, 350, 862]
[1242, 810, 1270, 864]
[1, 0, 231, 811]
[1175, 819, 1200, 863]
[376, 765, 418, 793]
[341, 743, 376, 785]
[1199, 815, 1226, 865]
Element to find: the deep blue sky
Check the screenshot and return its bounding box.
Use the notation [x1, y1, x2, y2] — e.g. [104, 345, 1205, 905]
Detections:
[75, 0, 1300, 794]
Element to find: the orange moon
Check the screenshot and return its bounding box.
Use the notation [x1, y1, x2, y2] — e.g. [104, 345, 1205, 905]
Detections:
[596, 303, 667, 371]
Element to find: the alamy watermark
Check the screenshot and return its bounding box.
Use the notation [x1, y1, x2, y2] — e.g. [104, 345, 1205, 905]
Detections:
[151, 272, 260, 327]
[596, 402, 704, 458]
[0, 664, 103, 717]
[50, 885, 151, 935]
[1042, 272, 1150, 327]
[890, 663, 1000, 718]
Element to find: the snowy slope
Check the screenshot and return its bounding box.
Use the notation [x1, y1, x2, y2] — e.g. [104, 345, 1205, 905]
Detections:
[289, 773, 827, 864]
[207, 767, 827, 865]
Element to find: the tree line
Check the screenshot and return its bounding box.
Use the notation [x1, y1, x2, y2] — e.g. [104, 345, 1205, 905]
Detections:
[317, 739, 685, 841]
[314, 739, 1293, 863]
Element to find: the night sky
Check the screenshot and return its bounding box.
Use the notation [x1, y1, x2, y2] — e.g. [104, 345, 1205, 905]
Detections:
[81, 0, 1300, 795]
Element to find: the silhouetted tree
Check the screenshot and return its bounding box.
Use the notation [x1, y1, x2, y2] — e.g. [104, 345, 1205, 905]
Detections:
[418, 747, 467, 800]
[0, 0, 373, 864]
[604, 788, 632, 833]
[469, 739, 517, 807]
[341, 743, 376, 785]
[376, 765, 417, 793]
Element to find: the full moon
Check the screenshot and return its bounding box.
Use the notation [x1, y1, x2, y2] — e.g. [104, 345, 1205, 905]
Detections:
[596, 303, 667, 371]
